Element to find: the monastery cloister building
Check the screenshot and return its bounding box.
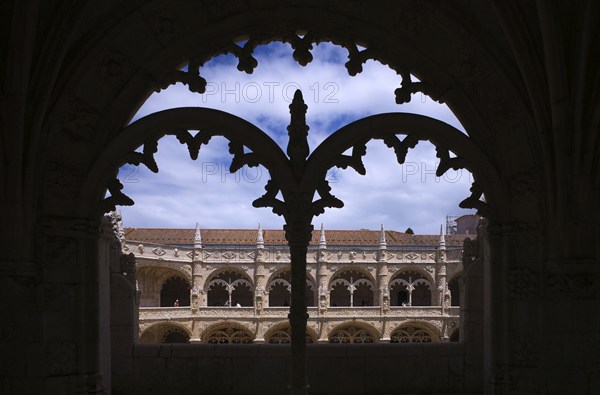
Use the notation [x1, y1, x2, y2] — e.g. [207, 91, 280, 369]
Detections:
[123, 220, 471, 345]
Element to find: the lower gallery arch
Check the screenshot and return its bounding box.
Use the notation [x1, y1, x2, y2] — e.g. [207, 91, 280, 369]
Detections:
[327, 321, 380, 343]
[139, 322, 191, 344]
[389, 321, 439, 343]
[264, 322, 316, 344]
[201, 321, 255, 344]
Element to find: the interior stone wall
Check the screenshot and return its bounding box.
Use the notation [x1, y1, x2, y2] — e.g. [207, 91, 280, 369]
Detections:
[114, 343, 467, 395]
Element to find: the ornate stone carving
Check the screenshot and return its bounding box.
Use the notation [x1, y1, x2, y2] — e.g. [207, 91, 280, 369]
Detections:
[222, 252, 236, 260]
[406, 253, 419, 261]
[152, 247, 166, 256]
[138, 244, 144, 254]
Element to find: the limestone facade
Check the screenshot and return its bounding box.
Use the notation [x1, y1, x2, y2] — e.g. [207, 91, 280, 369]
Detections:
[126, 223, 466, 344]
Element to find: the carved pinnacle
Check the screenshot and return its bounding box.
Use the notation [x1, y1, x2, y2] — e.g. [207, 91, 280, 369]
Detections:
[287, 90, 310, 178]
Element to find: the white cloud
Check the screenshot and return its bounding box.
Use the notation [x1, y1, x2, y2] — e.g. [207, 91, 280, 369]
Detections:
[119, 42, 474, 233]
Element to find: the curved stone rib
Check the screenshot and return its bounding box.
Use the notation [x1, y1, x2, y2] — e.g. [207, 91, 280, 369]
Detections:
[91, 107, 293, 214]
[304, 112, 497, 219]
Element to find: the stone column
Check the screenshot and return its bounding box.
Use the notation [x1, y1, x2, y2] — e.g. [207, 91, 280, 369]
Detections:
[377, 224, 389, 308]
[316, 224, 328, 313]
[190, 223, 205, 311]
[284, 221, 313, 395]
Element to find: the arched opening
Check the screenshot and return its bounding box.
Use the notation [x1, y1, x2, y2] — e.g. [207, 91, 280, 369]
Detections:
[329, 269, 374, 307]
[162, 327, 190, 344]
[389, 270, 432, 306]
[268, 271, 315, 307]
[328, 323, 378, 343]
[206, 270, 253, 307]
[73, 20, 504, 395]
[390, 323, 436, 343]
[265, 323, 315, 344]
[160, 276, 190, 307]
[202, 323, 254, 344]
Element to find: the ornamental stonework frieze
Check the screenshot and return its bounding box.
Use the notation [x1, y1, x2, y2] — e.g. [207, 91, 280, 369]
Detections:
[152, 247, 166, 256]
[222, 251, 236, 260]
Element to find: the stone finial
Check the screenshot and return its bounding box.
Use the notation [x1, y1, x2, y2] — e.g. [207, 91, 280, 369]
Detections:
[194, 222, 202, 249]
[257, 223, 264, 249]
[319, 223, 327, 249]
[379, 224, 387, 249]
[286, 90, 309, 178]
[438, 224, 446, 250]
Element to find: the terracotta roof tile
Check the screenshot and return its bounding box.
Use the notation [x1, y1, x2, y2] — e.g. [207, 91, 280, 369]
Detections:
[124, 228, 473, 247]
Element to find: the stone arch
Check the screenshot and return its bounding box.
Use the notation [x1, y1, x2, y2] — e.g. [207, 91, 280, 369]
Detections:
[388, 269, 433, 306]
[31, 4, 545, 394]
[205, 267, 254, 307]
[159, 274, 191, 307]
[266, 269, 316, 307]
[327, 321, 381, 344]
[328, 266, 376, 307]
[389, 321, 440, 343]
[263, 321, 316, 344]
[388, 266, 435, 287]
[201, 321, 255, 344]
[139, 322, 192, 344]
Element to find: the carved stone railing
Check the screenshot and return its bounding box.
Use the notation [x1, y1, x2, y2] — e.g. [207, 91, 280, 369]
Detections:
[139, 305, 459, 321]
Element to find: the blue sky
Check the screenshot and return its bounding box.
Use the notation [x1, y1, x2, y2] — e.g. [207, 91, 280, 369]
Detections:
[118, 42, 475, 234]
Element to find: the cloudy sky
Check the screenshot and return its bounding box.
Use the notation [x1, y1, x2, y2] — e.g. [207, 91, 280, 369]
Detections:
[118, 42, 475, 234]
